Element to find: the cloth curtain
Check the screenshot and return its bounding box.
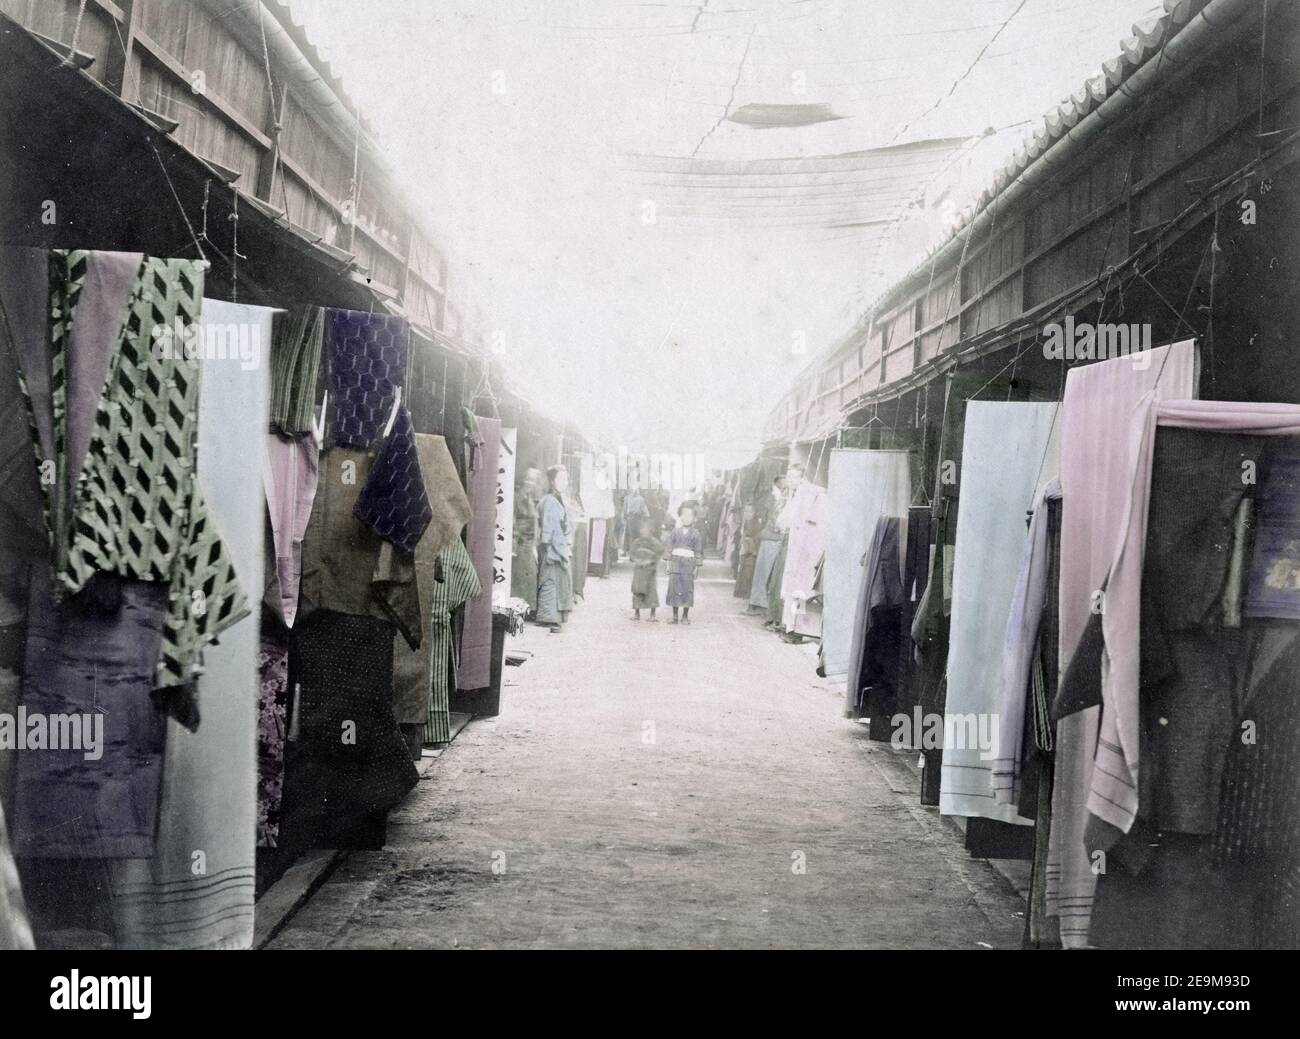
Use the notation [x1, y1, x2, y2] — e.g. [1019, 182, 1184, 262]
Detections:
[939, 401, 1059, 825]
[109, 298, 272, 949]
[823, 450, 911, 681]
[781, 481, 827, 636]
[1046, 340, 1197, 947]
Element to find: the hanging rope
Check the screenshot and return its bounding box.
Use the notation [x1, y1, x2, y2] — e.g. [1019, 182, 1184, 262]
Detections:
[1205, 204, 1221, 396]
[199, 178, 211, 246]
[61, 0, 87, 67]
[256, 2, 292, 221]
[228, 184, 247, 303]
[148, 140, 208, 266]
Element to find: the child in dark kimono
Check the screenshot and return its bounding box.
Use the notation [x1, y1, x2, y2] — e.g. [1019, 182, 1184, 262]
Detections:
[666, 504, 704, 624]
[629, 517, 664, 621]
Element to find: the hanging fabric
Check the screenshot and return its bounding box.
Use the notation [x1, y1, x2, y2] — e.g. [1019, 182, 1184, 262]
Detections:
[425, 538, 483, 743]
[780, 480, 826, 636]
[992, 478, 1062, 805]
[108, 298, 273, 949]
[822, 449, 911, 681]
[325, 308, 408, 450]
[393, 434, 473, 730]
[354, 406, 433, 555]
[263, 432, 319, 629]
[939, 401, 1058, 826]
[1046, 339, 1198, 948]
[269, 305, 324, 436]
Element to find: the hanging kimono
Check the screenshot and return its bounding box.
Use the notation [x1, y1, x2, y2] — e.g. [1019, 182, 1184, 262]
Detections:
[1046, 339, 1197, 948]
[939, 401, 1058, 826]
[36, 251, 247, 693]
[393, 434, 472, 730]
[425, 538, 483, 743]
[325, 308, 408, 450]
[10, 254, 245, 868]
[354, 407, 433, 556]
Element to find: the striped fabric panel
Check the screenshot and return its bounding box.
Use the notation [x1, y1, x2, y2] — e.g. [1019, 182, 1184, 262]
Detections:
[269, 305, 323, 436]
[424, 537, 483, 743]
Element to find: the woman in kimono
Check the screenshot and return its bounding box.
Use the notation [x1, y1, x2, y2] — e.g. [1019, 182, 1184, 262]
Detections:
[666, 503, 704, 624]
[511, 467, 540, 614]
[535, 465, 573, 632]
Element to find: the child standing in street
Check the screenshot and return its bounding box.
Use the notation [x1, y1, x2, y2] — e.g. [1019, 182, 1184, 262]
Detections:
[629, 516, 664, 621]
[666, 503, 704, 624]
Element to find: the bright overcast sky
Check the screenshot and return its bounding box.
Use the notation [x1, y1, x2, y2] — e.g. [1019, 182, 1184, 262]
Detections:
[292, 0, 1163, 457]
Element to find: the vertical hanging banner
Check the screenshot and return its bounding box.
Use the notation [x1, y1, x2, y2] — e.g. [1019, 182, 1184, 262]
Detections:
[494, 427, 517, 604]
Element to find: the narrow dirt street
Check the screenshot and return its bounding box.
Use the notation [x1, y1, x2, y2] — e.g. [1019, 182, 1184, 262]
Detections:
[269, 557, 1025, 950]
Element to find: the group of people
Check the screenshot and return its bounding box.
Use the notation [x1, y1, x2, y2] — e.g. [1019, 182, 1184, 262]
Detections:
[626, 503, 704, 623]
[510, 466, 713, 630]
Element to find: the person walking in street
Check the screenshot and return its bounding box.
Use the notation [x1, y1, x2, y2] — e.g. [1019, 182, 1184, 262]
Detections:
[536, 465, 573, 632]
[629, 515, 664, 621]
[666, 502, 704, 624]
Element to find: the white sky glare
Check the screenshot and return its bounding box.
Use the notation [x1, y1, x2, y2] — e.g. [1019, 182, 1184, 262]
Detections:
[291, 0, 1163, 455]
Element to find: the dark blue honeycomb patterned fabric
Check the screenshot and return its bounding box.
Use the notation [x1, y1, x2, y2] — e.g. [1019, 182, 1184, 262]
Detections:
[354, 407, 433, 554]
[326, 308, 409, 448]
